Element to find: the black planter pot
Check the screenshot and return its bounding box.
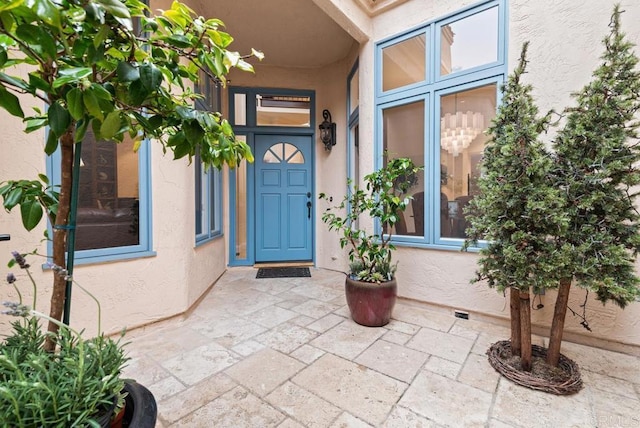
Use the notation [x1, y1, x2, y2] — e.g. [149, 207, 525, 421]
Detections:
[96, 396, 118, 428]
[122, 380, 157, 428]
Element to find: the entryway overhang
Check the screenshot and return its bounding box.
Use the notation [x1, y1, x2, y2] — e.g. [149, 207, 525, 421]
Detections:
[198, 0, 363, 69]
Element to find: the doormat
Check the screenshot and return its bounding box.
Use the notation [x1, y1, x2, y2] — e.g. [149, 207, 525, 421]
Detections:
[256, 267, 311, 279]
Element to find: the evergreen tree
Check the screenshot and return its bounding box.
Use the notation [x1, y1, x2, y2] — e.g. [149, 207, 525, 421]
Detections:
[464, 43, 569, 371]
[548, 5, 640, 366]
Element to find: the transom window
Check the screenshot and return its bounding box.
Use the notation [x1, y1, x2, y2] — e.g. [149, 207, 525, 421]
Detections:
[230, 88, 313, 129]
[382, 33, 426, 92]
[376, 0, 505, 248]
[440, 6, 499, 77]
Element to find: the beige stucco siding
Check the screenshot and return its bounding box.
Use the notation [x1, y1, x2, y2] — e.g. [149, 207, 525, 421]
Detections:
[2, 0, 640, 353]
[314, 0, 640, 352]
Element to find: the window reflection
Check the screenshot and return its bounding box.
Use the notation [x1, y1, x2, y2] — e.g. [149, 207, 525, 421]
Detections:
[382, 34, 426, 92]
[440, 7, 499, 76]
[439, 83, 497, 238]
[76, 131, 140, 250]
[235, 136, 248, 259]
[349, 68, 359, 114]
[262, 143, 305, 164]
[383, 101, 425, 237]
[256, 94, 311, 127]
[234, 93, 247, 125]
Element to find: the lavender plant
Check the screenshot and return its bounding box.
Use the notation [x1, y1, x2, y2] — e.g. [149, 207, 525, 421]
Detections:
[1, 252, 127, 427]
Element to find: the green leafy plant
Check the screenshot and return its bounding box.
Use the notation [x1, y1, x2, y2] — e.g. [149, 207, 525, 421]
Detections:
[546, 4, 640, 367]
[464, 43, 568, 371]
[0, 0, 262, 350]
[0, 176, 59, 232]
[465, 6, 640, 373]
[320, 157, 421, 283]
[1, 251, 128, 427]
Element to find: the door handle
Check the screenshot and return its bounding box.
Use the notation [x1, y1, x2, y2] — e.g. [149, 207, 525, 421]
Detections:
[307, 201, 312, 219]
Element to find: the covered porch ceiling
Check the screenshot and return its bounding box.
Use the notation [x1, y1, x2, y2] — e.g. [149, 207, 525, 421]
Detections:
[196, 0, 358, 68]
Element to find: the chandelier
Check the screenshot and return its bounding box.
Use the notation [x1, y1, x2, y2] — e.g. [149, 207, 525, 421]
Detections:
[440, 110, 484, 157]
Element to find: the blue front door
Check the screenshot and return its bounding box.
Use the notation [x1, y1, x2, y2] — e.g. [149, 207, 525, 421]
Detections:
[255, 135, 313, 262]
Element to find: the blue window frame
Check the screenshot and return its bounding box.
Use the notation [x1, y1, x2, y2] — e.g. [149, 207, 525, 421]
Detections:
[347, 61, 360, 187]
[195, 69, 223, 244]
[47, 137, 153, 264]
[375, 0, 506, 250]
[46, 0, 155, 264]
[195, 161, 222, 243]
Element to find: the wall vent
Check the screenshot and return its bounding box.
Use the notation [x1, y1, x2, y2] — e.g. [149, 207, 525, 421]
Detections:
[454, 310, 469, 320]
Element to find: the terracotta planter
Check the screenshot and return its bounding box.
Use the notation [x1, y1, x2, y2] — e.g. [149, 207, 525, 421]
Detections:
[110, 404, 125, 428]
[345, 276, 397, 327]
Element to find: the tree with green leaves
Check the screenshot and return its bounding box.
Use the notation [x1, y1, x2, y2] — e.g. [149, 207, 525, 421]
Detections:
[0, 0, 261, 350]
[464, 43, 569, 371]
[467, 6, 640, 375]
[548, 4, 640, 367]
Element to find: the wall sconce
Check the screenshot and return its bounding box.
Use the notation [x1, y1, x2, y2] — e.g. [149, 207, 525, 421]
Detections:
[319, 109, 336, 151]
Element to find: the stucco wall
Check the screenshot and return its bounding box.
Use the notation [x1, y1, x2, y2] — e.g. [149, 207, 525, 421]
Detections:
[3, 0, 640, 354]
[0, 23, 226, 339]
[320, 0, 640, 352]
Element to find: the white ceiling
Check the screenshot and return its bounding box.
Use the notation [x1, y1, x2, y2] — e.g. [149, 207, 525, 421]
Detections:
[196, 0, 358, 68]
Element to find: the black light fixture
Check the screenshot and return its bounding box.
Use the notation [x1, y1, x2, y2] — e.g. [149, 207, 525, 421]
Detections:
[319, 109, 336, 151]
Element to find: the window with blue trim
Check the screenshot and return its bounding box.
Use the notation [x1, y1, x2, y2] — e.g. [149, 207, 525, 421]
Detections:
[376, 0, 505, 248]
[347, 61, 360, 186]
[195, 69, 222, 243]
[47, 0, 152, 261]
[48, 132, 152, 261]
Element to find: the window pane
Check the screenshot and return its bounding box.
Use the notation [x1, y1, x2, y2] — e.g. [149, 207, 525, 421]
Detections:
[350, 124, 360, 230]
[382, 34, 426, 92]
[440, 7, 498, 76]
[349, 68, 359, 114]
[351, 124, 359, 184]
[195, 158, 203, 235]
[208, 169, 217, 233]
[440, 83, 497, 238]
[283, 143, 304, 164]
[383, 101, 425, 237]
[235, 137, 248, 259]
[76, 131, 140, 250]
[256, 94, 311, 127]
[234, 93, 247, 125]
[263, 145, 282, 163]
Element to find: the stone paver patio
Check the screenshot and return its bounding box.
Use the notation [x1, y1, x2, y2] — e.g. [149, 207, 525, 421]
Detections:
[123, 268, 640, 427]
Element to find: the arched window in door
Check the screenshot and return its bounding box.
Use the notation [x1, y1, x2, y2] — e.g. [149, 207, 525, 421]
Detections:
[263, 142, 305, 164]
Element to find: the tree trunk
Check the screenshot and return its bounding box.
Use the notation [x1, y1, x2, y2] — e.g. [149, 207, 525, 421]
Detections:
[44, 130, 74, 351]
[547, 277, 572, 367]
[510, 287, 522, 357]
[519, 291, 532, 371]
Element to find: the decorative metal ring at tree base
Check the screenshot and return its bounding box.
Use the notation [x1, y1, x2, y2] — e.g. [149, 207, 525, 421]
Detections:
[487, 340, 583, 395]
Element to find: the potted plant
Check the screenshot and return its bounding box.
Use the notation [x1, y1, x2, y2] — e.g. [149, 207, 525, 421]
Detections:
[0, 0, 261, 352]
[320, 157, 421, 326]
[0, 1, 260, 425]
[0, 251, 152, 427]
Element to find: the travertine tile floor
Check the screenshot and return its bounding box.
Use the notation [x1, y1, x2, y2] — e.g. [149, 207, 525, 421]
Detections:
[122, 268, 640, 427]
